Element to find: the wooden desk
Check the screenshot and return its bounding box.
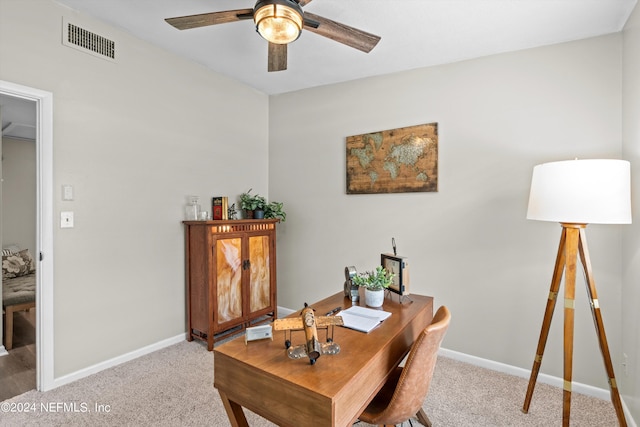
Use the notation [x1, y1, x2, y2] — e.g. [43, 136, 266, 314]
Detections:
[214, 292, 434, 427]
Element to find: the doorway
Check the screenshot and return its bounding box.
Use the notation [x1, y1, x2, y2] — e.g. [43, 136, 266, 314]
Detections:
[1, 99, 36, 399]
[0, 80, 54, 393]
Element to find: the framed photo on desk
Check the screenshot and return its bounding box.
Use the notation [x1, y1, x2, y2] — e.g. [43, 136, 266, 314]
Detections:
[381, 253, 410, 296]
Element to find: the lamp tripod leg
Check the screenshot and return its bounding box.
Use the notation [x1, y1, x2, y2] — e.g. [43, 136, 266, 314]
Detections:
[561, 227, 580, 427]
[523, 228, 567, 414]
[578, 229, 627, 427]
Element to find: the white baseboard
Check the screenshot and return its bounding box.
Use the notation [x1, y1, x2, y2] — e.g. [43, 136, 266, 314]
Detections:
[0, 345, 8, 357]
[439, 348, 609, 397]
[278, 306, 296, 317]
[51, 333, 186, 389]
[50, 307, 294, 391]
[49, 306, 293, 389]
[439, 347, 637, 427]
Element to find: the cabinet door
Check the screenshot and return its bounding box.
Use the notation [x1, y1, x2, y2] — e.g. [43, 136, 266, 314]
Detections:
[248, 234, 273, 315]
[214, 236, 244, 327]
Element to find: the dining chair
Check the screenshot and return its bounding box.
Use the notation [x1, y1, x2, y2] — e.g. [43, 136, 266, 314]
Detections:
[358, 305, 451, 427]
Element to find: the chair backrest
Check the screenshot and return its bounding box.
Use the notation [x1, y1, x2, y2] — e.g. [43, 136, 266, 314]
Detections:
[378, 305, 451, 424]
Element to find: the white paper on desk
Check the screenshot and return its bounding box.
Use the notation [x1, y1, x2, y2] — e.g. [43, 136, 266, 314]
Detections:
[340, 306, 392, 333]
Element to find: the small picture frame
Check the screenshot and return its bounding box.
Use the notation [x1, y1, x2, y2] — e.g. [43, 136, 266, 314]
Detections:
[245, 324, 273, 345]
[381, 253, 410, 296]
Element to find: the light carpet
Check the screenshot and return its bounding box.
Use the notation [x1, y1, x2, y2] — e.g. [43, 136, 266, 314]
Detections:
[1, 340, 618, 426]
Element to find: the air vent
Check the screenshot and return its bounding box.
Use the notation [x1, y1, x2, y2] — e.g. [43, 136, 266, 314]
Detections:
[62, 18, 116, 62]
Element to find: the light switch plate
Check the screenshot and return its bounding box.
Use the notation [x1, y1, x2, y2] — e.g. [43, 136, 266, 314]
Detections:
[61, 211, 74, 228]
[62, 185, 74, 201]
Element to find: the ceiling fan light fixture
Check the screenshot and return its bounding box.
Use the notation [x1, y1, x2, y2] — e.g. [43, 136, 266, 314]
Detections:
[254, 0, 303, 45]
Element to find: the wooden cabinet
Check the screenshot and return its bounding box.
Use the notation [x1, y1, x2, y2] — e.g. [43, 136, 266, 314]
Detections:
[184, 219, 278, 350]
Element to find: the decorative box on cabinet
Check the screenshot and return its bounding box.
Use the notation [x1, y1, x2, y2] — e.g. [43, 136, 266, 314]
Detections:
[183, 219, 278, 350]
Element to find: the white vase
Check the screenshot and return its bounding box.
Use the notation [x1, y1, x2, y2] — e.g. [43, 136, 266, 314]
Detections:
[364, 288, 385, 308]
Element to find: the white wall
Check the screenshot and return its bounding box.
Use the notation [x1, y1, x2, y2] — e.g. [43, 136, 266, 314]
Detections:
[623, 2, 640, 422]
[0, 0, 269, 377]
[1, 137, 36, 254]
[270, 34, 625, 390]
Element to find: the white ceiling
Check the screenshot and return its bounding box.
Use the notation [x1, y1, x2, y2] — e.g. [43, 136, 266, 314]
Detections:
[52, 0, 637, 95]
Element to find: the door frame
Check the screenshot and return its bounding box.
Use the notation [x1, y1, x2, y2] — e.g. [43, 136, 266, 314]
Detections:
[0, 80, 54, 391]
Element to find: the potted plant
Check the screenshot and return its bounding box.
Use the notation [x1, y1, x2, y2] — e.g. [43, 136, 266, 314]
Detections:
[352, 266, 394, 307]
[239, 189, 266, 219]
[264, 201, 286, 222]
[252, 194, 267, 219]
[240, 189, 255, 218]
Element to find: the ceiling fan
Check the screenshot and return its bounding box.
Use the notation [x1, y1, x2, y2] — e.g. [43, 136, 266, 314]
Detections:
[165, 0, 381, 72]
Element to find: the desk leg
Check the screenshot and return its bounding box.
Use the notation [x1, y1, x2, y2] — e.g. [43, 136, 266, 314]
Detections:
[218, 391, 250, 427]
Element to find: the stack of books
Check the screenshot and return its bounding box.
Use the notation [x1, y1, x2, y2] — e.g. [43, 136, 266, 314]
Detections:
[211, 196, 229, 220]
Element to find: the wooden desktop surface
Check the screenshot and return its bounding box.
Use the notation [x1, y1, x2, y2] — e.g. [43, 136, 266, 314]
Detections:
[214, 292, 434, 427]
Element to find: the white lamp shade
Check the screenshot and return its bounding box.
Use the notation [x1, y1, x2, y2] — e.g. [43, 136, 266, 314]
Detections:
[527, 159, 632, 224]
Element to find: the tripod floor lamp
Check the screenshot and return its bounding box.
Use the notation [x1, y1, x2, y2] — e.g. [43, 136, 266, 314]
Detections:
[522, 159, 631, 427]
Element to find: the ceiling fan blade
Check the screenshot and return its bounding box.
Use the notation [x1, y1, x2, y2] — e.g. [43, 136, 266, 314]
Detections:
[303, 12, 380, 53]
[165, 9, 254, 30]
[268, 43, 287, 72]
[297, 0, 314, 6]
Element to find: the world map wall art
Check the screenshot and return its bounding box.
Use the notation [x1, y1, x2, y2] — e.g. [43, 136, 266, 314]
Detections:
[346, 122, 438, 194]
